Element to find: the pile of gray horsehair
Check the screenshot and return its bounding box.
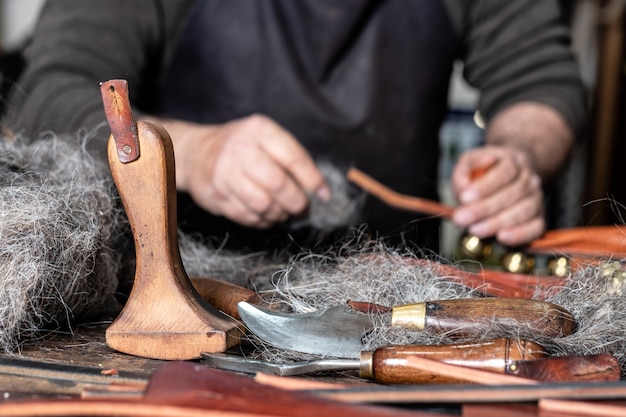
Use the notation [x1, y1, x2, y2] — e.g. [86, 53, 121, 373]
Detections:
[2, 131, 626, 376]
[0, 131, 127, 352]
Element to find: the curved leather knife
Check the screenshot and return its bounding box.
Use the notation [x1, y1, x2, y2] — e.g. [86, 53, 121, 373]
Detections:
[238, 297, 576, 358]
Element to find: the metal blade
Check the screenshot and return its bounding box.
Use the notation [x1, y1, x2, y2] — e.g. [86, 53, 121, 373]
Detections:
[201, 353, 358, 376]
[238, 301, 374, 358]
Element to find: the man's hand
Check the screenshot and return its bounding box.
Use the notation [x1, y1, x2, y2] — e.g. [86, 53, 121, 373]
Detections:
[450, 101, 575, 247]
[155, 114, 330, 228]
[451, 145, 545, 246]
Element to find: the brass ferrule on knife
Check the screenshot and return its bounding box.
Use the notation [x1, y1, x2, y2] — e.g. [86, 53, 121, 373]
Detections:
[390, 302, 426, 330]
[359, 351, 375, 379]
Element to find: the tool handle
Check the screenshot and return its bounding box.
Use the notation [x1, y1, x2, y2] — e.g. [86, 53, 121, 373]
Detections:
[190, 277, 262, 320]
[362, 338, 545, 384]
[102, 80, 239, 360]
[507, 353, 621, 383]
[103, 80, 181, 287]
[391, 297, 576, 338]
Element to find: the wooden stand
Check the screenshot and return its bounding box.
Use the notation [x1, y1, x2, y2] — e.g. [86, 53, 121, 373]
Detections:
[102, 80, 241, 360]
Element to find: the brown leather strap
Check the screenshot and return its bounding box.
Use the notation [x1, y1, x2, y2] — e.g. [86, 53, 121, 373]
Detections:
[347, 167, 454, 218]
[528, 226, 626, 258]
[100, 79, 140, 163]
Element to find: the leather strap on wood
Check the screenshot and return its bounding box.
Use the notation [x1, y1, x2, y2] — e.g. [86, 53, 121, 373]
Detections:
[100, 79, 140, 163]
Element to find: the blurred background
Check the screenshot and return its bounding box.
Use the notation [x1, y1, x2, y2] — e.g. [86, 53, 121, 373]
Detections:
[1, 0, 624, 255]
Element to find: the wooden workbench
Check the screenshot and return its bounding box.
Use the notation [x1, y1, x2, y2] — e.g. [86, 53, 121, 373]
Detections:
[0, 321, 371, 401]
[4, 324, 626, 416]
[0, 323, 160, 400]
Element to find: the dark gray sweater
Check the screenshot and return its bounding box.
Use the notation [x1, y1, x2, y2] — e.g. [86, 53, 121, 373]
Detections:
[5, 0, 586, 250]
[7, 0, 585, 139]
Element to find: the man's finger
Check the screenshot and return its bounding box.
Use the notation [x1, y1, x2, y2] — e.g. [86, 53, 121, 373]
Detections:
[497, 217, 546, 246]
[242, 146, 309, 215]
[258, 128, 330, 200]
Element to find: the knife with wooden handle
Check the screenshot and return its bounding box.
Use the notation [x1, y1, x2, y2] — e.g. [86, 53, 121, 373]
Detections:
[203, 340, 620, 384]
[238, 297, 577, 358]
[204, 338, 545, 384]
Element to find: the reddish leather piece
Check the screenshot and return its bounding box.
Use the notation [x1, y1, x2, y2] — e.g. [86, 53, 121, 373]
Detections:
[100, 79, 140, 163]
[143, 361, 428, 417]
[426, 261, 566, 300]
[528, 226, 626, 259]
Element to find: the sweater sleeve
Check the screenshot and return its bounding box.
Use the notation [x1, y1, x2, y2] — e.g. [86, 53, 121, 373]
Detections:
[446, 0, 587, 137]
[5, 0, 190, 160]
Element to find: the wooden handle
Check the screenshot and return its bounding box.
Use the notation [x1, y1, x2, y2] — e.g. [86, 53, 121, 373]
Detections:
[102, 80, 241, 360]
[391, 298, 576, 338]
[366, 346, 619, 385]
[508, 353, 621, 382]
[362, 338, 545, 384]
[189, 277, 262, 320]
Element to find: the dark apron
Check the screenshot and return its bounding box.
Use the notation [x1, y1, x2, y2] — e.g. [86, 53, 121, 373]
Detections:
[158, 0, 456, 252]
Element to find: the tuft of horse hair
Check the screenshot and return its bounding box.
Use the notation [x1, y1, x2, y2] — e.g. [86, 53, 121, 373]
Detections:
[287, 160, 363, 233]
[0, 131, 128, 352]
